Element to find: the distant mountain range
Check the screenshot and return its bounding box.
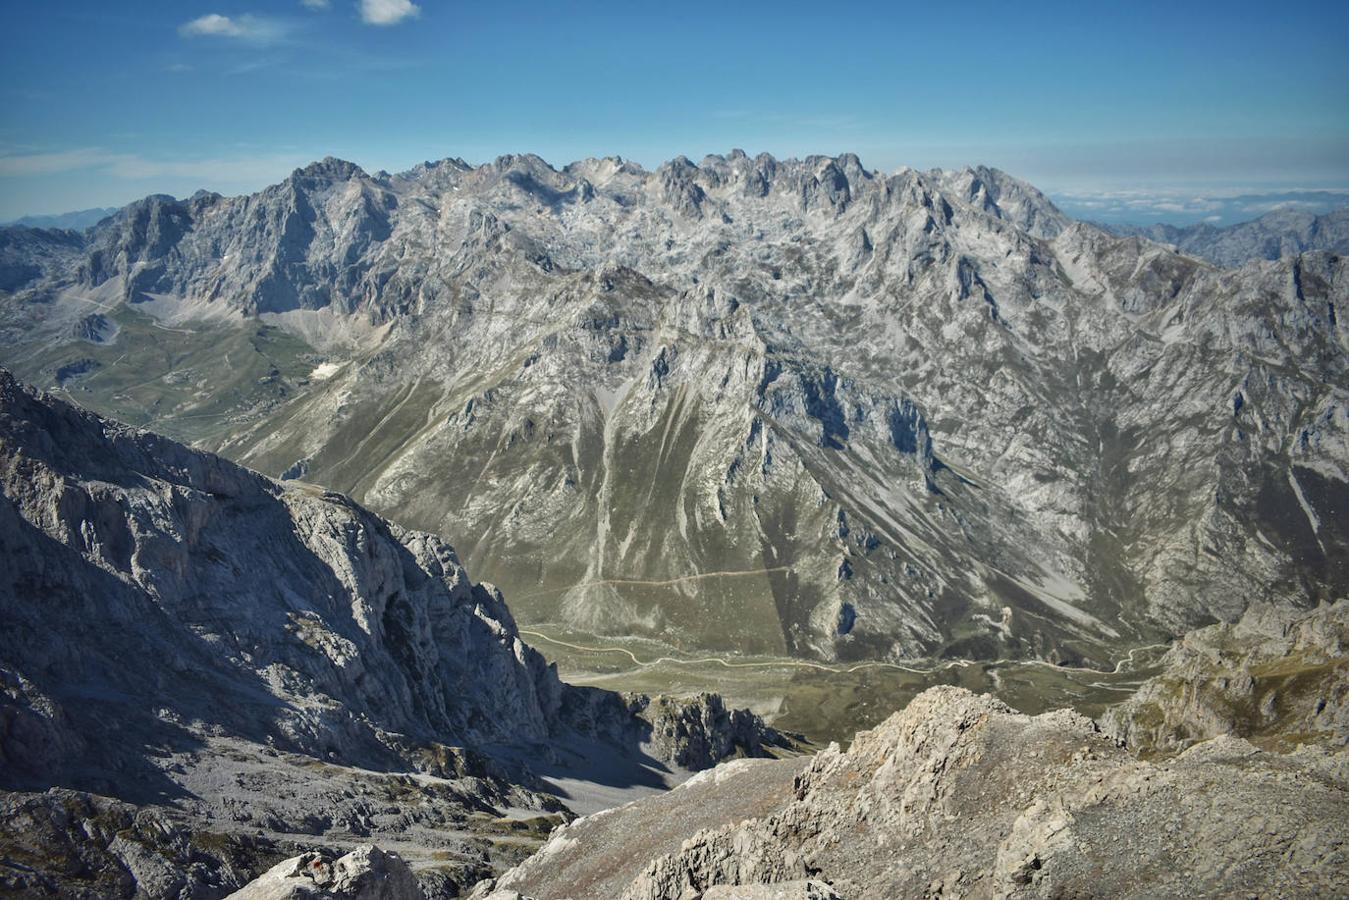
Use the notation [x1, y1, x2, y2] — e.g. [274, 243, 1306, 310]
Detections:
[0, 152, 1345, 670]
[2, 207, 118, 231]
[1105, 205, 1349, 267]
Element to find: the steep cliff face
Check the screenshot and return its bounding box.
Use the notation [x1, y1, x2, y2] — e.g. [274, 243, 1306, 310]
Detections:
[0, 370, 781, 898]
[2, 153, 1346, 665]
[0, 367, 569, 786]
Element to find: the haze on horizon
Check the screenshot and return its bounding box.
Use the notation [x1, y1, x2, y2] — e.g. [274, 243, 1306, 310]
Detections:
[1, 0, 1346, 226]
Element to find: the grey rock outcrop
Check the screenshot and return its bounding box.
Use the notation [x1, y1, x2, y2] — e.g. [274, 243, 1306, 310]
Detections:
[0, 789, 279, 899]
[229, 845, 422, 900]
[69, 312, 116, 344]
[1103, 598, 1348, 754]
[627, 693, 787, 770]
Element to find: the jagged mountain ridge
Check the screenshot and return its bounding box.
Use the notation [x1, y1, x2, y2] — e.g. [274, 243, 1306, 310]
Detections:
[1107, 205, 1349, 267]
[1, 151, 1346, 666]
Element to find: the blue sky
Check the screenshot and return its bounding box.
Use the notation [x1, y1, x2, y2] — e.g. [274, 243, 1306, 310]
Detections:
[1, 0, 1347, 223]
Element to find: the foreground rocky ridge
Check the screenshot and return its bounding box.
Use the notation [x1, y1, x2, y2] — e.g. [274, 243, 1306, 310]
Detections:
[481, 681, 1348, 899]
[3, 152, 1345, 666]
[0, 371, 781, 897]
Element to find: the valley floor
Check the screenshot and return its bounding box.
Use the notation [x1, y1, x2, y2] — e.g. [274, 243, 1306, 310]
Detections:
[519, 624, 1168, 745]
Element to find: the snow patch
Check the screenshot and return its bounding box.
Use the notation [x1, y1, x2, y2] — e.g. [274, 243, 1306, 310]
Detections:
[1288, 468, 1328, 556]
[309, 362, 342, 380]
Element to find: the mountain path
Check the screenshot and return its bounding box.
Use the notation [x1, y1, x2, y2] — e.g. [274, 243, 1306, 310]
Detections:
[511, 566, 792, 601]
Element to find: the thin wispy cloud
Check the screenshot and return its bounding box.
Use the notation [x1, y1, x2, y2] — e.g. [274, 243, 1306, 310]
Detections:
[225, 58, 284, 76]
[108, 153, 311, 182]
[358, 0, 420, 26]
[0, 149, 117, 177]
[178, 13, 288, 43]
[0, 148, 313, 184]
[301, 0, 331, 8]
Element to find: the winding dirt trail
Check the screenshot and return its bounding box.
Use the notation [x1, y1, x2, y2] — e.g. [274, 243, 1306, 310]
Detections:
[511, 567, 793, 601]
[522, 629, 969, 675]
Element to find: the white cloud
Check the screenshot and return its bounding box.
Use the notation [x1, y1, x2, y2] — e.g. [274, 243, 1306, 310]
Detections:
[301, 0, 330, 8]
[358, 0, 420, 26]
[180, 13, 238, 36]
[178, 13, 287, 43]
[1049, 185, 1349, 227]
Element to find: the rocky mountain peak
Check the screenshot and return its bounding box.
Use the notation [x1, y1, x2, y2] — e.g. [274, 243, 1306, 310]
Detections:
[934, 164, 1069, 239]
[292, 156, 369, 183]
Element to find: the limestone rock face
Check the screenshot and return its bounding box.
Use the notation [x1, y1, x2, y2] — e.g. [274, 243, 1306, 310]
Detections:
[3, 153, 1345, 666]
[498, 686, 1348, 899]
[1103, 598, 1348, 753]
